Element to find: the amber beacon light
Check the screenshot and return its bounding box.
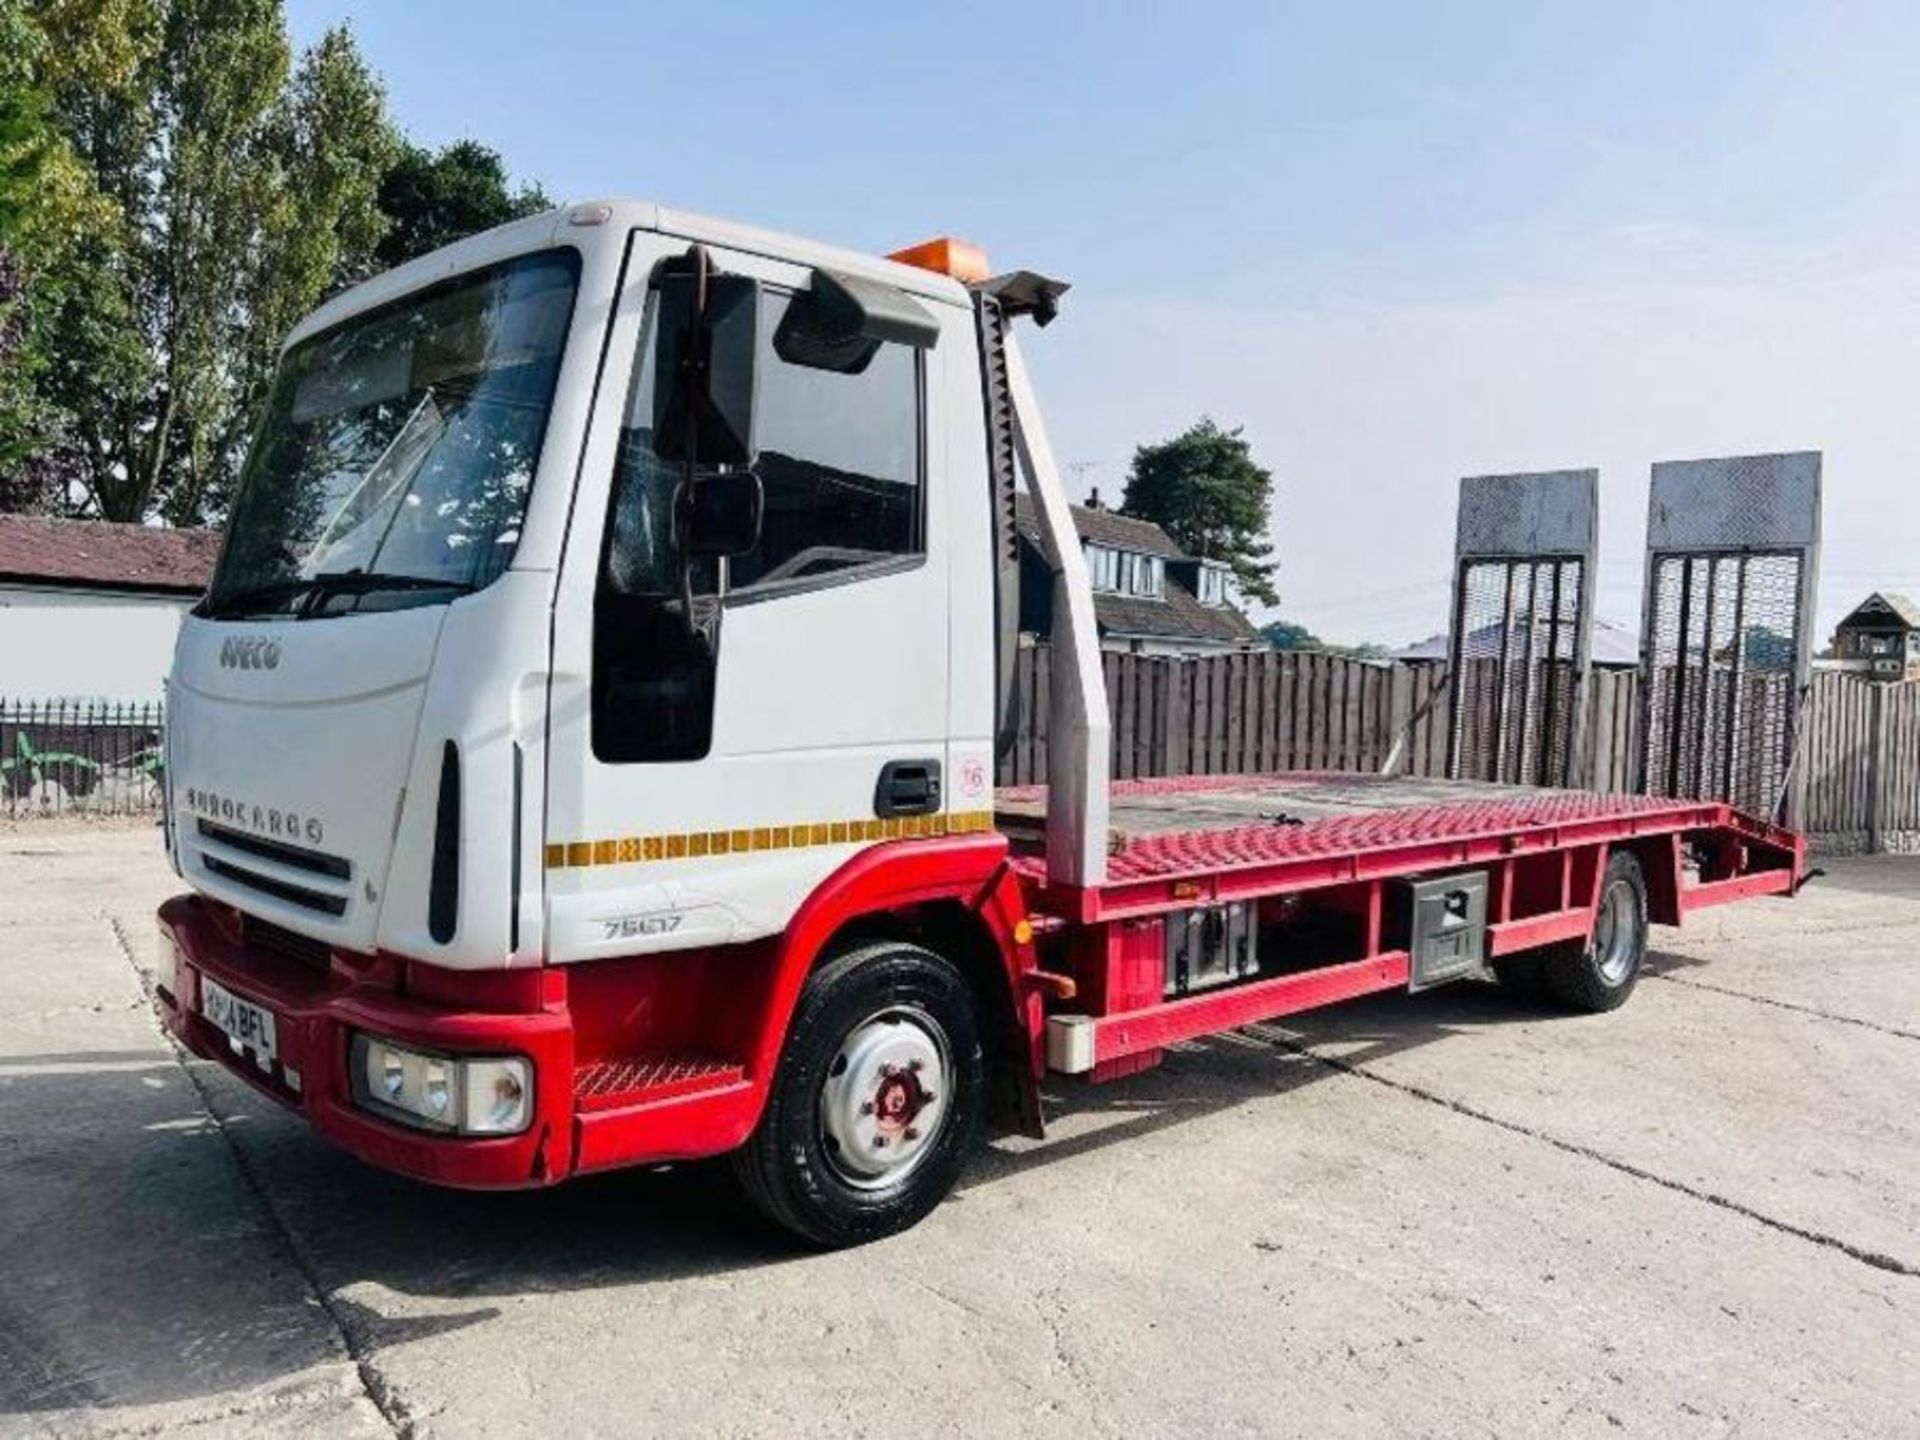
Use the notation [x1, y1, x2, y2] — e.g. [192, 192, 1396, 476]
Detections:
[887, 236, 991, 283]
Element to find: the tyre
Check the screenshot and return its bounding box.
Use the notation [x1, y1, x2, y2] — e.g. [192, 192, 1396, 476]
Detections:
[733, 940, 985, 1248]
[1489, 954, 1545, 1001]
[1540, 850, 1648, 1013]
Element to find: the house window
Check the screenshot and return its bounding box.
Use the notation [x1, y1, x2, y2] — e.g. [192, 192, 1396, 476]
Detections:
[1196, 563, 1229, 607]
[1085, 544, 1164, 597]
[1085, 543, 1119, 592]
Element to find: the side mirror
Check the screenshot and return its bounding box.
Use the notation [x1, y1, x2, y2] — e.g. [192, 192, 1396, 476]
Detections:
[774, 267, 939, 375]
[685, 470, 763, 558]
[653, 269, 760, 466]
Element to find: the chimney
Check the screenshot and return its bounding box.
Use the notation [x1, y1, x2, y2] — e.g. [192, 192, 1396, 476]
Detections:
[1085, 486, 1102, 510]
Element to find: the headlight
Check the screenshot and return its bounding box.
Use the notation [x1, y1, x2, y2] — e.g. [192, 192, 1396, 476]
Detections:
[349, 1033, 532, 1136]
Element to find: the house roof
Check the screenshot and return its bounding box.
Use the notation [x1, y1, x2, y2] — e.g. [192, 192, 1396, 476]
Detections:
[1094, 583, 1263, 645]
[0, 515, 220, 595]
[1012, 493, 1188, 560]
[1836, 591, 1920, 630]
[1011, 493, 1261, 647]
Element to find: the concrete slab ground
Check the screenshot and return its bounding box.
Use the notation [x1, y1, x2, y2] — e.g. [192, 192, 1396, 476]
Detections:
[2, 822, 1916, 1437]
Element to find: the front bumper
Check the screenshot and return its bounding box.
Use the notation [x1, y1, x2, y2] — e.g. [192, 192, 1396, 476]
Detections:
[157, 894, 574, 1188]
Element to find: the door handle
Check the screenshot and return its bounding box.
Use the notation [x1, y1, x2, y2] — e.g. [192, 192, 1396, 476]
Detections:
[875, 759, 942, 818]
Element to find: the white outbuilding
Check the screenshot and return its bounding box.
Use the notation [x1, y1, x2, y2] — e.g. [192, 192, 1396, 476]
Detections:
[0, 515, 218, 702]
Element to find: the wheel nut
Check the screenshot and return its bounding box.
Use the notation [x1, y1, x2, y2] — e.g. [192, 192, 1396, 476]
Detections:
[904, 1127, 920, 1141]
[859, 1101, 874, 1116]
[908, 1058, 924, 1072]
[873, 1136, 888, 1149]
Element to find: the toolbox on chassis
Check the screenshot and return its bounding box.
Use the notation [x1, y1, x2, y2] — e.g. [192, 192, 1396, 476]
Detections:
[154, 201, 1806, 1247]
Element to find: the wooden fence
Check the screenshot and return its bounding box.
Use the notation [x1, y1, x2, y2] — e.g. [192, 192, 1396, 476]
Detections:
[8, 663, 1916, 851]
[1002, 647, 1920, 855]
[1794, 671, 1920, 853]
[1000, 645, 1640, 794]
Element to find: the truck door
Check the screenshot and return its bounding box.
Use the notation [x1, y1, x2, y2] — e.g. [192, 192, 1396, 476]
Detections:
[543, 233, 957, 961]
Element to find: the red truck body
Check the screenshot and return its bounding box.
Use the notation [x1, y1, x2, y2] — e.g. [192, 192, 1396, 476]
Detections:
[158, 770, 1803, 1191]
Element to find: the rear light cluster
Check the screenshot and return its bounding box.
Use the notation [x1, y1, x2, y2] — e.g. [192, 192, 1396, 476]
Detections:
[349, 1033, 531, 1136]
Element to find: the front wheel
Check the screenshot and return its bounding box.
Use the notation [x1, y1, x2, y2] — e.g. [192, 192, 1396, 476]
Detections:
[733, 940, 985, 1247]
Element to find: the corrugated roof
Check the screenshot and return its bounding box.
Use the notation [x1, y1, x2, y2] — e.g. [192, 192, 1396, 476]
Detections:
[1395, 616, 1641, 666]
[0, 515, 219, 594]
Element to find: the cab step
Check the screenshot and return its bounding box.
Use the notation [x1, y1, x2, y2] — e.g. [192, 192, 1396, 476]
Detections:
[575, 1054, 746, 1112]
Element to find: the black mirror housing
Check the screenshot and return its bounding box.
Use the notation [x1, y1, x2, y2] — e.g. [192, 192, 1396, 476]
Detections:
[773, 267, 939, 375]
[653, 270, 761, 465]
[685, 470, 764, 558]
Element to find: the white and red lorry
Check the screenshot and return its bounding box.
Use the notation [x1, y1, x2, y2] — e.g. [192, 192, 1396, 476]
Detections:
[155, 201, 1805, 1246]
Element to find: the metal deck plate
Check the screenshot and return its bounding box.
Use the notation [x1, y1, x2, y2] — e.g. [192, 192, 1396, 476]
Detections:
[997, 772, 1703, 884]
[1000, 772, 1552, 835]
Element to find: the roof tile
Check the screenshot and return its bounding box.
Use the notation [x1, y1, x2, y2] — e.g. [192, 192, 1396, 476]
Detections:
[0, 515, 219, 594]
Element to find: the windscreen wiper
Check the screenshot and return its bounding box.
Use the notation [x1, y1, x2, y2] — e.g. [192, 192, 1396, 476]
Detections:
[202, 577, 318, 618]
[294, 571, 477, 617]
[205, 571, 476, 620]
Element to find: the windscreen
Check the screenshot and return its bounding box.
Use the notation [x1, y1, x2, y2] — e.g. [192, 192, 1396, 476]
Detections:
[205, 249, 579, 620]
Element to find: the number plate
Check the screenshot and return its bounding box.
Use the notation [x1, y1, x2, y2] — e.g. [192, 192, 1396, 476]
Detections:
[200, 976, 278, 1067]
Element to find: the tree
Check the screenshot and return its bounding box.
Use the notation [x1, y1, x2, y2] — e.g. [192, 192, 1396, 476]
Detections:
[374, 139, 549, 269]
[1120, 416, 1279, 607]
[187, 22, 397, 522]
[1261, 619, 1320, 651]
[0, 0, 139, 511]
[0, 2, 396, 523]
[1261, 618, 1390, 659]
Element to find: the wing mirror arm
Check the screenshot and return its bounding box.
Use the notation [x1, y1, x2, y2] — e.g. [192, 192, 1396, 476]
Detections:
[653, 245, 763, 642]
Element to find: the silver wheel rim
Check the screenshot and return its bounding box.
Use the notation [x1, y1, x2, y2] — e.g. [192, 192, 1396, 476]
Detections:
[1594, 879, 1639, 985]
[817, 1005, 951, 1191]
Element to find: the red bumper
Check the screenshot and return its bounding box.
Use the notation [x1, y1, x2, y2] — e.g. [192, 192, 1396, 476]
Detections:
[157, 894, 580, 1189]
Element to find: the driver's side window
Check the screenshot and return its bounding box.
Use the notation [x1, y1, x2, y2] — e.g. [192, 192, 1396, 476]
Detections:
[590, 279, 927, 766]
[728, 290, 923, 595]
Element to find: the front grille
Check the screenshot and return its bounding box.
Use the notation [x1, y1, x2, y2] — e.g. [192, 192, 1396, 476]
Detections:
[247, 916, 333, 971]
[197, 820, 350, 879]
[194, 819, 352, 918]
[203, 856, 348, 916]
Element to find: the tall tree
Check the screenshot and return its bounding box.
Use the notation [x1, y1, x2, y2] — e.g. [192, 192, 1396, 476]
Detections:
[374, 139, 549, 269]
[0, 1, 396, 523]
[177, 21, 396, 523]
[1120, 417, 1279, 607]
[0, 0, 143, 511]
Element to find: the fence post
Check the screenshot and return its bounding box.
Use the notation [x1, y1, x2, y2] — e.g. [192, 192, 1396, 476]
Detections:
[1379, 663, 1412, 776]
[1868, 680, 1887, 854]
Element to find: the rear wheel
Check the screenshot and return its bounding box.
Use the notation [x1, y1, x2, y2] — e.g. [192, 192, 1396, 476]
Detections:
[733, 940, 985, 1248]
[1540, 850, 1648, 1013]
[1489, 954, 1546, 1000]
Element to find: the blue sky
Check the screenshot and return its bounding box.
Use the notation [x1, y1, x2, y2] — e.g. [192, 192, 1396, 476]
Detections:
[290, 0, 1920, 644]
